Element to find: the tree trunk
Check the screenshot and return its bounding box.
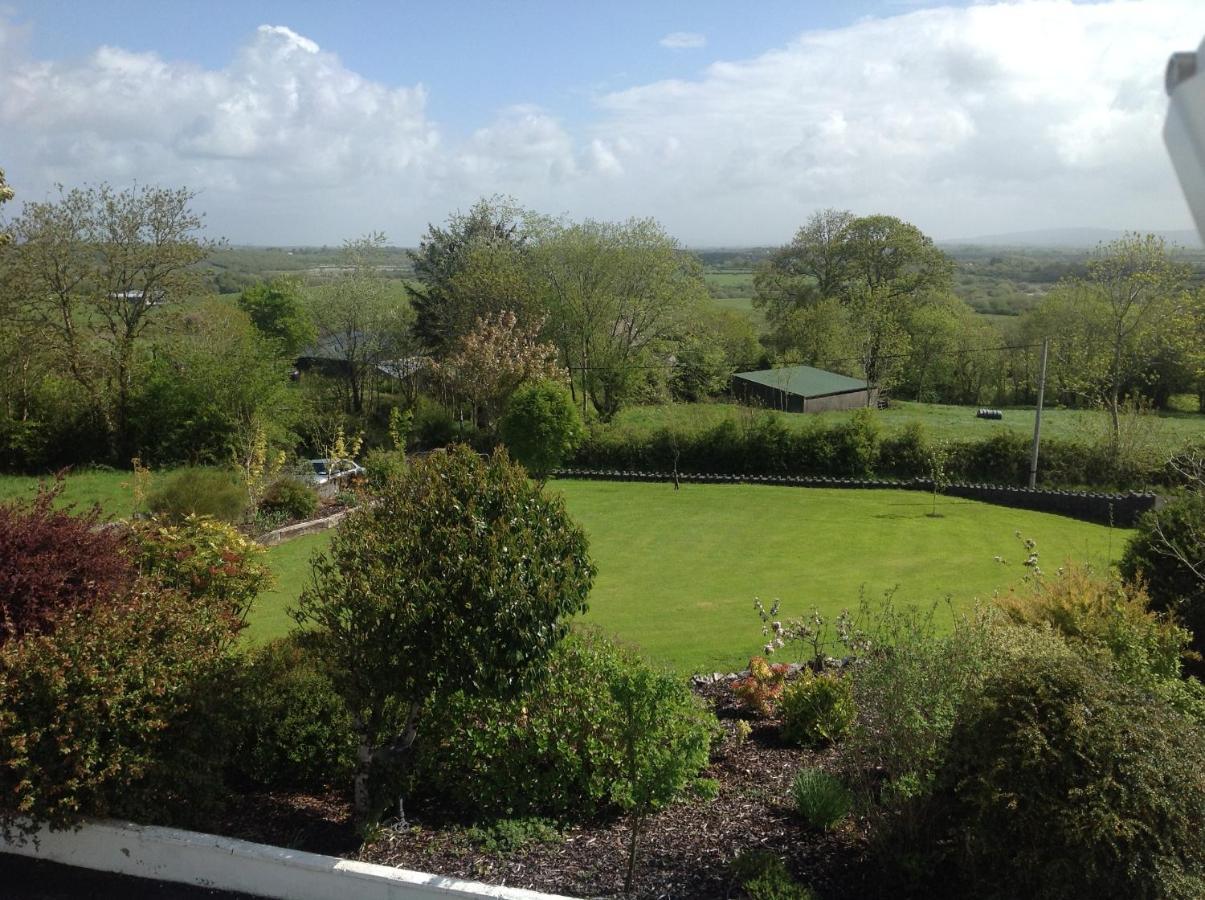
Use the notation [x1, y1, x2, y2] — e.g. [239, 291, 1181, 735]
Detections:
[624, 813, 641, 894]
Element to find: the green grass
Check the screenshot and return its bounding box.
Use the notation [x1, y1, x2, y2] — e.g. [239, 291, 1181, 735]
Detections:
[703, 271, 755, 288]
[606, 400, 1205, 446]
[0, 468, 144, 519]
[247, 481, 1126, 673]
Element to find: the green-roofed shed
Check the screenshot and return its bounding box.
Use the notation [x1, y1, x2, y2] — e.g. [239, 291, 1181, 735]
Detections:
[731, 365, 876, 413]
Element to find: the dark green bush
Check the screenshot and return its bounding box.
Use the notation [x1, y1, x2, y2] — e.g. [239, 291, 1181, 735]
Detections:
[407, 631, 715, 821]
[259, 476, 319, 521]
[1120, 494, 1205, 668]
[464, 817, 561, 855]
[791, 768, 852, 831]
[362, 448, 408, 492]
[234, 636, 357, 790]
[0, 586, 242, 833]
[412, 398, 457, 449]
[147, 467, 247, 523]
[779, 671, 855, 747]
[499, 381, 582, 478]
[730, 851, 816, 900]
[933, 652, 1205, 900]
[878, 422, 929, 478]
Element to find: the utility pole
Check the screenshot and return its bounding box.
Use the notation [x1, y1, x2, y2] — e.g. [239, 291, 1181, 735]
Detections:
[1028, 337, 1050, 490]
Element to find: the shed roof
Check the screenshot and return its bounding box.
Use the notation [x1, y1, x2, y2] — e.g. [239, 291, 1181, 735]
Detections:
[732, 365, 868, 398]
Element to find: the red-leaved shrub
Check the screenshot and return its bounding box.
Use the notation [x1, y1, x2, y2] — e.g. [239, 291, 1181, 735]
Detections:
[0, 485, 134, 646]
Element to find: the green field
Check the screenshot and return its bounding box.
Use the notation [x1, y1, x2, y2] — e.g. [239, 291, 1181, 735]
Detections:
[606, 400, 1205, 446]
[248, 481, 1125, 673]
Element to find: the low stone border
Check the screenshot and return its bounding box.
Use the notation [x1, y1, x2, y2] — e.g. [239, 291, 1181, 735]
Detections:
[551, 469, 1160, 526]
[2, 818, 573, 900]
[258, 508, 352, 546]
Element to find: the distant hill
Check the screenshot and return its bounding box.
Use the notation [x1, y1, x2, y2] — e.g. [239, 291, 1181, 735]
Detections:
[943, 227, 1202, 249]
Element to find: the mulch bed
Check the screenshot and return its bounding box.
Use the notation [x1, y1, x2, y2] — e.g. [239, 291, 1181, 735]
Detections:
[215, 679, 871, 899]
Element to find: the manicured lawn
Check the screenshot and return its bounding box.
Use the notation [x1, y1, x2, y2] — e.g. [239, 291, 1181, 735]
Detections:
[0, 468, 146, 518]
[247, 481, 1128, 673]
[607, 399, 1205, 447]
[249, 531, 331, 644]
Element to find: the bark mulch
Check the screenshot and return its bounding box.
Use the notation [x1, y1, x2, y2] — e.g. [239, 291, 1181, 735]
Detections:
[216, 679, 870, 899]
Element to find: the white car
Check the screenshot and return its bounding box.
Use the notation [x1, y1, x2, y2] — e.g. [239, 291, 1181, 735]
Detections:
[307, 458, 366, 487]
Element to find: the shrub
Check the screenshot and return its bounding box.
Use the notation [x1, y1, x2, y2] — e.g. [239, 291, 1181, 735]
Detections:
[499, 381, 582, 479]
[362, 447, 408, 492]
[932, 652, 1205, 899]
[465, 817, 561, 855]
[779, 671, 855, 747]
[408, 632, 715, 822]
[878, 421, 929, 478]
[791, 768, 852, 831]
[411, 398, 457, 449]
[134, 516, 272, 627]
[0, 586, 242, 833]
[732, 656, 790, 717]
[258, 476, 319, 521]
[0, 485, 134, 646]
[827, 407, 881, 477]
[294, 445, 595, 820]
[1120, 494, 1205, 668]
[730, 850, 816, 900]
[147, 467, 247, 523]
[234, 636, 357, 790]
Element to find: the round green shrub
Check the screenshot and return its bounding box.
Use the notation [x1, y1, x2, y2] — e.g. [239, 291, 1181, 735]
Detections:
[933, 652, 1205, 899]
[234, 636, 357, 790]
[1120, 493, 1205, 668]
[407, 631, 715, 821]
[499, 381, 582, 478]
[779, 671, 855, 748]
[259, 476, 319, 521]
[147, 467, 247, 523]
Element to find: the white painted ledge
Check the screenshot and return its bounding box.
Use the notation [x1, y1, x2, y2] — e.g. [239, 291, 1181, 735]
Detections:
[2, 818, 576, 900]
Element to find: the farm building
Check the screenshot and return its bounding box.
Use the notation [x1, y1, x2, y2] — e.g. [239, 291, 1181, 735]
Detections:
[731, 365, 876, 413]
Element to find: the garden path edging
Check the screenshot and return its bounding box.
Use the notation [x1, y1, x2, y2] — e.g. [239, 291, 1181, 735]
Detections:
[258, 508, 351, 546]
[1, 818, 575, 900]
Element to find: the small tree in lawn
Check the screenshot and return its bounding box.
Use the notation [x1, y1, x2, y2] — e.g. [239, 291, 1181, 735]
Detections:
[610, 667, 713, 894]
[292, 445, 594, 821]
[498, 380, 582, 480]
[926, 439, 950, 517]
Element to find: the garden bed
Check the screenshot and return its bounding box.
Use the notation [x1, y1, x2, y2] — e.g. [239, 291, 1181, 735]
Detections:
[213, 679, 869, 900]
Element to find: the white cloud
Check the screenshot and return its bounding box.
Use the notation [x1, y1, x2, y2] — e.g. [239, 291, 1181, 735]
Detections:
[659, 32, 707, 50]
[0, 2, 1201, 245]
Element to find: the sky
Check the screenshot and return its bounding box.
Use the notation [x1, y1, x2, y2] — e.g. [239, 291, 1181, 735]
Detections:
[1, 0, 1202, 246]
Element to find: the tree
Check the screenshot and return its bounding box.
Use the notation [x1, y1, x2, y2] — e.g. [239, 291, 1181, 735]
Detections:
[408, 197, 539, 356]
[306, 234, 415, 414]
[5, 183, 216, 459]
[439, 311, 566, 429]
[292, 446, 594, 820]
[0, 167, 13, 246]
[498, 380, 582, 479]
[238, 276, 317, 359]
[534, 218, 711, 419]
[756, 212, 953, 400]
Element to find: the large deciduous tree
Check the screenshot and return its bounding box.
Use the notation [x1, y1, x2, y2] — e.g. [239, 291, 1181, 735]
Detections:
[534, 218, 711, 419]
[755, 211, 953, 399]
[5, 183, 216, 460]
[238, 276, 316, 359]
[292, 446, 594, 820]
[305, 234, 415, 414]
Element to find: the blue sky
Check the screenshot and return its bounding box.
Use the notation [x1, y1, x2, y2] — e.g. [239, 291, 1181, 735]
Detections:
[1, 1, 1202, 245]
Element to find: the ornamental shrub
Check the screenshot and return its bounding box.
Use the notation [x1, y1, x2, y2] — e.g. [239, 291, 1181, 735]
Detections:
[499, 381, 582, 479]
[732, 656, 790, 717]
[134, 516, 272, 628]
[147, 466, 247, 523]
[779, 671, 855, 747]
[258, 476, 319, 521]
[1120, 494, 1205, 669]
[293, 445, 595, 820]
[408, 631, 714, 822]
[234, 636, 357, 790]
[0, 586, 243, 833]
[0, 485, 135, 646]
[932, 652, 1205, 900]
